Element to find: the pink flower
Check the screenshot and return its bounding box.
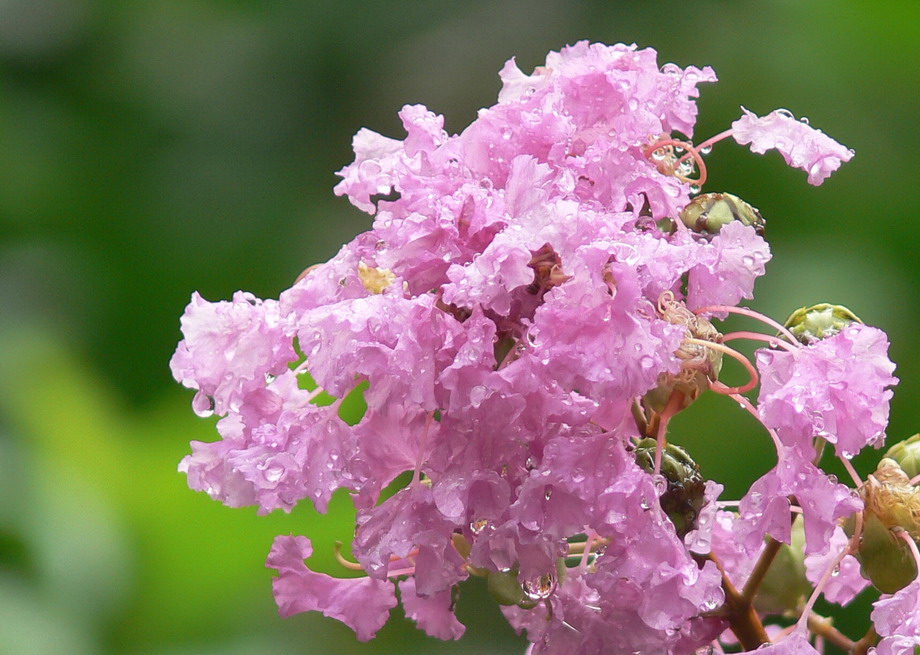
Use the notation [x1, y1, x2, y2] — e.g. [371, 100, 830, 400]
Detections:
[266, 536, 397, 640]
[732, 107, 855, 185]
[757, 324, 898, 458]
[872, 580, 920, 654]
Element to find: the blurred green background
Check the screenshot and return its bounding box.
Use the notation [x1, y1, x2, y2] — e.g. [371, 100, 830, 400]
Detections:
[0, 1, 917, 653]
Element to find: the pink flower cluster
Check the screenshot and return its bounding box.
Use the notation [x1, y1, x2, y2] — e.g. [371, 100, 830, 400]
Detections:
[172, 42, 909, 653]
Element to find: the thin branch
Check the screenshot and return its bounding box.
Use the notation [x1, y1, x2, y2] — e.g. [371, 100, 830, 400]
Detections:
[806, 612, 855, 652]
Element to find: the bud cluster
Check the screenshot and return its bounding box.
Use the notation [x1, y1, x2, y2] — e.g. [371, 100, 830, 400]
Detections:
[172, 42, 916, 653]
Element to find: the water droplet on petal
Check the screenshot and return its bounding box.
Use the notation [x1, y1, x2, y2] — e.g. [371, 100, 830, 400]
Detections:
[522, 572, 557, 600]
[193, 392, 216, 418]
[470, 518, 490, 535]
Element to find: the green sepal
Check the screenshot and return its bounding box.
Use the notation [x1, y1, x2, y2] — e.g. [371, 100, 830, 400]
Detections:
[783, 303, 863, 345]
[634, 438, 706, 538]
[885, 434, 920, 480]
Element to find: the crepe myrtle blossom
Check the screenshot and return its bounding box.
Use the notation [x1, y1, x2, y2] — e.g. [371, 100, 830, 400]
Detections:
[172, 42, 913, 653]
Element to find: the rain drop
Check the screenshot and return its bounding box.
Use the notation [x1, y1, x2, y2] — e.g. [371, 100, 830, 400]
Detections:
[470, 518, 490, 535]
[193, 392, 216, 418]
[522, 572, 557, 600]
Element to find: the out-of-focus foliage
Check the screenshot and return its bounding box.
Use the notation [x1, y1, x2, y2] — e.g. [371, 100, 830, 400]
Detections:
[0, 1, 916, 653]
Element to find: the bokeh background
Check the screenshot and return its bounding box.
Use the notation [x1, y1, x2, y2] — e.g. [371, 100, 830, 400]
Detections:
[1, 1, 917, 653]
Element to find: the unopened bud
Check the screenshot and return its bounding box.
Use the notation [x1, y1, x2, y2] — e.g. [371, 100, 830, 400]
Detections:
[853, 458, 920, 593]
[487, 568, 525, 606]
[753, 523, 810, 616]
[634, 438, 706, 538]
[679, 192, 765, 236]
[783, 303, 862, 345]
[885, 434, 920, 480]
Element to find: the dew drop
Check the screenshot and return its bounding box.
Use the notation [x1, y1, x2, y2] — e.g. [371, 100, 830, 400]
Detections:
[525, 456, 539, 471]
[264, 465, 284, 484]
[193, 392, 216, 418]
[689, 184, 701, 195]
[831, 565, 841, 577]
[700, 145, 712, 155]
[522, 572, 557, 600]
[799, 116, 810, 125]
[776, 108, 795, 119]
[470, 518, 490, 535]
[375, 239, 387, 252]
[544, 488, 554, 500]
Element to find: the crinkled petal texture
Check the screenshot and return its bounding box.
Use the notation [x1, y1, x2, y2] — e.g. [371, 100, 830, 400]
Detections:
[757, 324, 897, 458]
[686, 222, 770, 310]
[174, 40, 863, 650]
[732, 107, 854, 185]
[803, 526, 868, 605]
[266, 536, 397, 641]
[399, 578, 465, 640]
[171, 292, 296, 417]
[872, 580, 920, 654]
[735, 449, 862, 556]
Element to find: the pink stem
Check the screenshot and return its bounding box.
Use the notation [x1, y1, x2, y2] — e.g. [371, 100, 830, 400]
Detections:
[411, 411, 436, 488]
[797, 543, 851, 631]
[838, 453, 864, 488]
[654, 391, 686, 475]
[897, 529, 920, 570]
[695, 305, 799, 344]
[682, 128, 735, 159]
[731, 393, 784, 456]
[645, 138, 708, 187]
[722, 330, 799, 353]
[797, 510, 864, 631]
[686, 338, 759, 395]
[580, 532, 596, 569]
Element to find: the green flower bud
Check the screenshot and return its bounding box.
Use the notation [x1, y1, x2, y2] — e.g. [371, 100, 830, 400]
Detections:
[783, 303, 863, 345]
[853, 458, 920, 593]
[634, 438, 706, 538]
[753, 522, 810, 616]
[885, 434, 920, 480]
[678, 192, 765, 236]
[487, 568, 525, 606]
